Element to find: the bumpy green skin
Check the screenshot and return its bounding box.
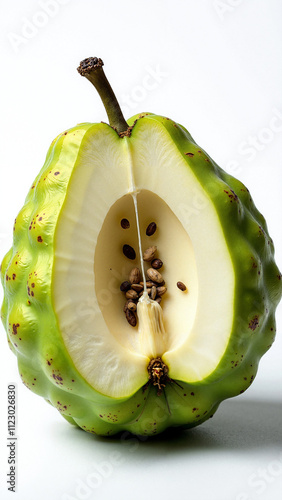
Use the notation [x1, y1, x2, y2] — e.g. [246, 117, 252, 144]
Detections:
[1, 114, 281, 437]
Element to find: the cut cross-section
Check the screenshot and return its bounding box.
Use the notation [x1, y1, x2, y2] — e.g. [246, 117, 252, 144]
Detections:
[52, 121, 234, 398]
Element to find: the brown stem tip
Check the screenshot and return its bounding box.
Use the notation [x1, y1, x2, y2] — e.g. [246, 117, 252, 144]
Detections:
[77, 57, 104, 76]
[77, 56, 130, 135]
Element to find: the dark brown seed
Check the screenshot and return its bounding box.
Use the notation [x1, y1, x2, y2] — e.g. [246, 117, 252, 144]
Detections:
[120, 281, 131, 292]
[125, 289, 138, 300]
[143, 245, 157, 262]
[124, 299, 137, 312]
[151, 258, 163, 270]
[155, 297, 162, 304]
[151, 286, 157, 300]
[147, 268, 164, 284]
[123, 300, 130, 312]
[177, 281, 187, 291]
[157, 286, 167, 296]
[140, 281, 154, 288]
[123, 244, 136, 260]
[121, 218, 130, 229]
[146, 222, 157, 236]
[127, 301, 137, 312]
[125, 308, 137, 327]
[139, 288, 153, 298]
[129, 267, 141, 284]
[131, 283, 143, 292]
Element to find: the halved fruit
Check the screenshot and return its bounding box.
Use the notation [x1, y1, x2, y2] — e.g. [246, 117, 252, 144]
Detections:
[1, 57, 281, 436]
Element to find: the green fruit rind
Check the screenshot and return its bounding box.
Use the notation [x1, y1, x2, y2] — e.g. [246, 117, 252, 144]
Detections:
[1, 114, 281, 437]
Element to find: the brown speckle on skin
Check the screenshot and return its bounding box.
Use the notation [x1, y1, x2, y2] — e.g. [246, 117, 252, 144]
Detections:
[54, 171, 60, 176]
[224, 189, 238, 203]
[37, 236, 43, 242]
[52, 372, 63, 385]
[248, 315, 259, 331]
[251, 257, 258, 269]
[12, 323, 20, 335]
[185, 152, 194, 157]
[12, 274, 16, 280]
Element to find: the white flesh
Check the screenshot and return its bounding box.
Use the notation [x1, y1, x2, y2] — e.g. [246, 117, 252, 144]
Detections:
[53, 121, 234, 397]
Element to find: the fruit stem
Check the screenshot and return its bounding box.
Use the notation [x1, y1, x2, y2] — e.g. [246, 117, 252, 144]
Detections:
[77, 57, 129, 135]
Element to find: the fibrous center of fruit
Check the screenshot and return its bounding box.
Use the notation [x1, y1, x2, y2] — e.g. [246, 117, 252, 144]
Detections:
[127, 192, 168, 360]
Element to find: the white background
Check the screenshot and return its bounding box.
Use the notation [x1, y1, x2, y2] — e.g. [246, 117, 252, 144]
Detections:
[0, 1, 282, 499]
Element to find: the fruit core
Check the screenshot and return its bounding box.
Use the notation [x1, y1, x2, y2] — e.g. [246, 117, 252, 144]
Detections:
[94, 189, 197, 360]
